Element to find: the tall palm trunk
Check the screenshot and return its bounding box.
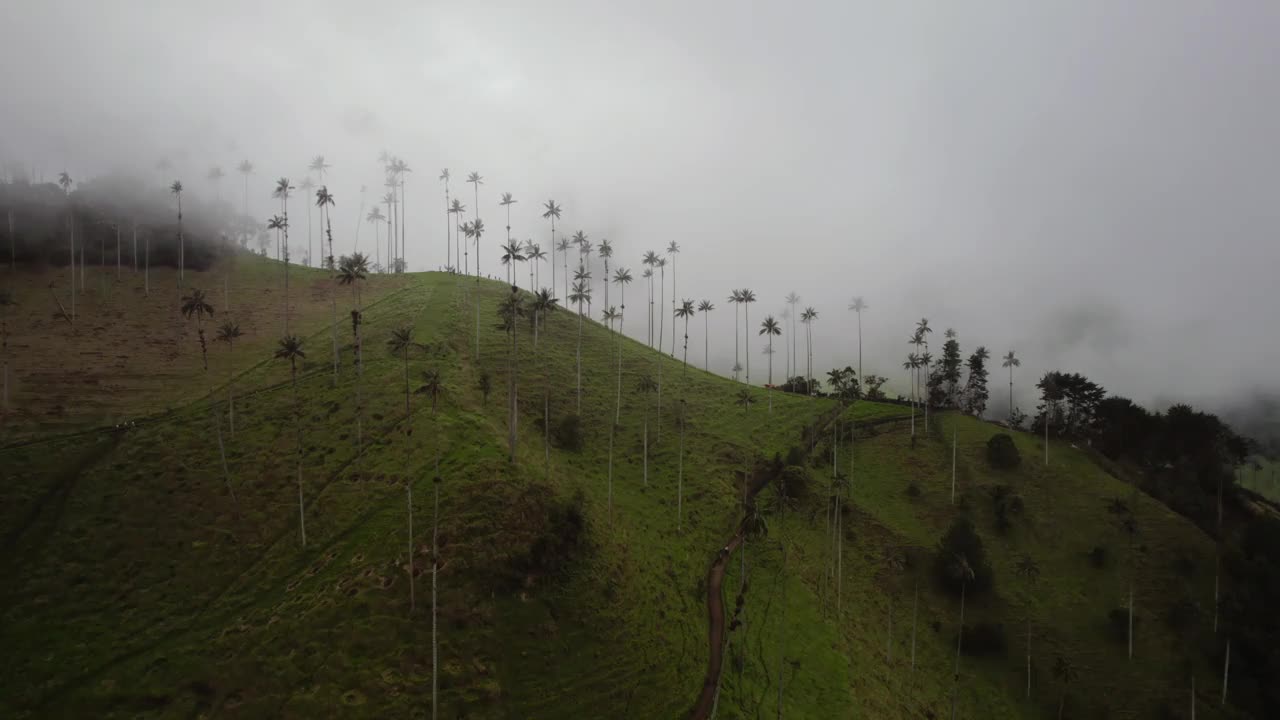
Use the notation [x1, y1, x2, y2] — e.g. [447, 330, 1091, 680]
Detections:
[432, 471, 440, 720]
[508, 298, 519, 463]
[951, 582, 967, 720]
[402, 347, 411, 414]
[400, 176, 407, 272]
[326, 208, 339, 383]
[177, 193, 184, 289]
[744, 302, 750, 385]
[291, 361, 306, 548]
[408, 481, 415, 612]
[576, 299, 584, 413]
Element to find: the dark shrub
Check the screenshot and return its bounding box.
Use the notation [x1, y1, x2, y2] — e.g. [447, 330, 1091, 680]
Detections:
[959, 622, 1007, 656]
[552, 414, 585, 451]
[1164, 597, 1198, 631]
[778, 465, 810, 500]
[986, 433, 1021, 469]
[906, 481, 922, 498]
[934, 517, 994, 596]
[785, 446, 805, 467]
[990, 485, 1025, 533]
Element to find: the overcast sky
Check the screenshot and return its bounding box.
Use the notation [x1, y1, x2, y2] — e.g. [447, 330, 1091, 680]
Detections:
[5, 0, 1279, 413]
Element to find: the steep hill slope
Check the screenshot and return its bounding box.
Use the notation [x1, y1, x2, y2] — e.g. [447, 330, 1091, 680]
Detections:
[0, 256, 1245, 718]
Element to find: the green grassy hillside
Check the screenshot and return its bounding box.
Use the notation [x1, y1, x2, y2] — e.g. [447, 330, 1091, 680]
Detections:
[0, 255, 1244, 718]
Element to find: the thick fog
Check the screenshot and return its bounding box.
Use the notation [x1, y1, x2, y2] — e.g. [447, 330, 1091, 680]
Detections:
[5, 0, 1279, 417]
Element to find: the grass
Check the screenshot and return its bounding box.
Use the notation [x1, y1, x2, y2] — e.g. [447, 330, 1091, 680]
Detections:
[0, 255, 1247, 718]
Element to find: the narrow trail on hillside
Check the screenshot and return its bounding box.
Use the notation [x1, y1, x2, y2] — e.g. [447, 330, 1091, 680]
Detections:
[687, 410, 912, 720]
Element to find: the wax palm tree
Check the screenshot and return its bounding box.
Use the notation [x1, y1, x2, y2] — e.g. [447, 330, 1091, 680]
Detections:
[801, 307, 818, 396]
[180, 288, 214, 370]
[667, 240, 680, 352]
[207, 165, 225, 203]
[883, 547, 908, 662]
[366, 206, 386, 269]
[760, 315, 782, 412]
[498, 286, 525, 461]
[613, 267, 633, 338]
[949, 553, 977, 718]
[557, 237, 573, 298]
[917, 318, 933, 430]
[391, 158, 411, 270]
[416, 368, 443, 415]
[602, 305, 620, 332]
[309, 155, 330, 180]
[315, 186, 340, 384]
[736, 388, 755, 411]
[676, 300, 697, 371]
[904, 352, 921, 436]
[467, 172, 483, 277]
[1052, 656, 1079, 719]
[849, 297, 868, 391]
[598, 239, 613, 309]
[572, 264, 592, 316]
[784, 292, 800, 380]
[467, 219, 486, 283]
[388, 326, 417, 415]
[569, 280, 591, 413]
[449, 198, 467, 274]
[170, 180, 185, 286]
[527, 242, 546, 292]
[636, 374, 658, 485]
[500, 240, 526, 283]
[215, 321, 243, 433]
[499, 192, 517, 279]
[430, 464, 443, 717]
[439, 169, 452, 268]
[642, 251, 660, 345]
[237, 160, 253, 247]
[542, 200, 561, 292]
[274, 334, 307, 547]
[698, 300, 715, 372]
[656, 256, 667, 357]
[1014, 554, 1041, 699]
[1002, 350, 1021, 422]
[739, 289, 757, 383]
[304, 161, 326, 264]
[728, 290, 743, 377]
[296, 177, 315, 266]
[339, 253, 370, 443]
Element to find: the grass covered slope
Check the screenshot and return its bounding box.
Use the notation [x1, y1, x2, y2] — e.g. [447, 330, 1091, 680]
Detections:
[0, 260, 1243, 718]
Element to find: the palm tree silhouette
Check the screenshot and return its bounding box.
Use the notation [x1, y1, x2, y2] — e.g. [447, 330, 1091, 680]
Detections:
[215, 321, 243, 433]
[949, 553, 976, 719]
[207, 166, 224, 204]
[728, 290, 742, 378]
[917, 318, 933, 430]
[388, 326, 418, 415]
[542, 200, 561, 292]
[599, 240, 613, 310]
[1014, 554, 1041, 699]
[1052, 656, 1079, 719]
[527, 242, 547, 292]
[267, 214, 290, 330]
[391, 158, 411, 270]
[849, 297, 868, 392]
[449, 198, 466, 274]
[642, 251, 660, 346]
[667, 241, 680, 353]
[468, 219, 486, 283]
[416, 368, 443, 415]
[273, 334, 307, 547]
[739, 289, 757, 384]
[237, 160, 254, 248]
[1002, 350, 1021, 422]
[180, 287, 214, 370]
[760, 315, 782, 412]
[569, 280, 591, 413]
[366, 207, 387, 270]
[785, 292, 801, 380]
[499, 192, 517, 280]
[676, 299, 697, 372]
[500, 286, 525, 462]
[613, 268, 633, 338]
[439, 169, 452, 268]
[554, 236, 571, 298]
[801, 307, 818, 397]
[500, 241, 526, 285]
[697, 300, 715, 372]
[466, 172, 483, 277]
[736, 388, 755, 411]
[904, 352, 921, 436]
[636, 374, 658, 485]
[170, 180, 185, 286]
[316, 186, 339, 382]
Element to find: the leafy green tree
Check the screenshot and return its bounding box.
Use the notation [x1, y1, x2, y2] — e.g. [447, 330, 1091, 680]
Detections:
[274, 334, 307, 547]
[962, 347, 991, 417]
[930, 329, 963, 407]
